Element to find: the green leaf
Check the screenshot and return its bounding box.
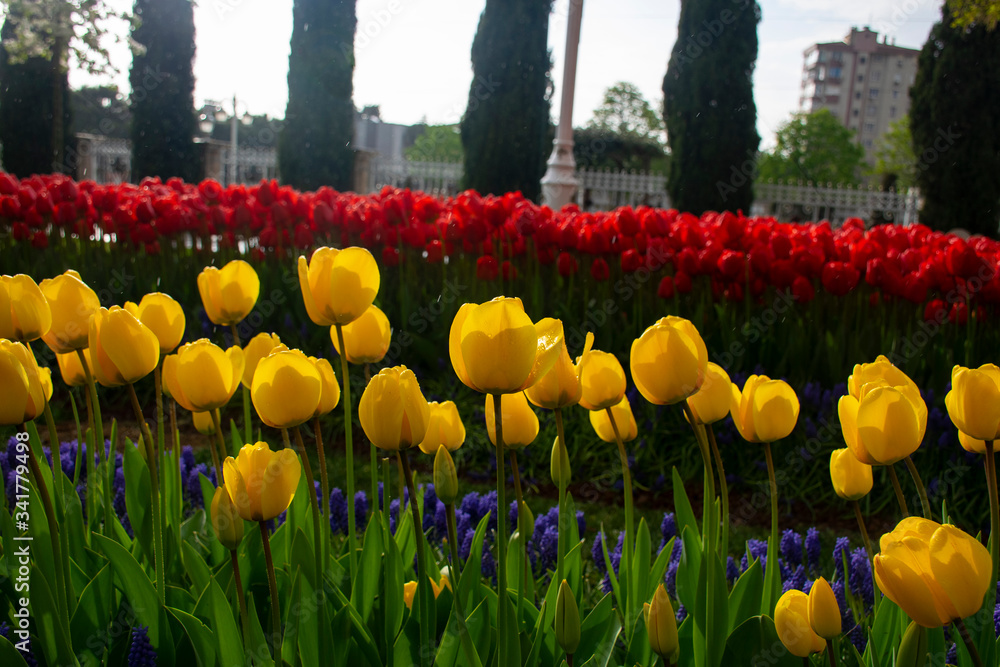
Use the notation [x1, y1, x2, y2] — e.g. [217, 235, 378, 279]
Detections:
[383, 511, 405, 646]
[647, 537, 674, 601]
[457, 513, 490, 612]
[575, 593, 614, 663]
[297, 574, 321, 667]
[197, 473, 226, 565]
[181, 540, 212, 598]
[167, 606, 218, 667]
[632, 517, 651, 615]
[597, 524, 622, 614]
[352, 514, 385, 624]
[325, 575, 384, 666]
[0, 634, 29, 667]
[281, 569, 303, 667]
[69, 562, 114, 652]
[676, 525, 703, 666]
[672, 467, 700, 542]
[727, 559, 763, 633]
[867, 598, 903, 667]
[721, 615, 800, 666]
[193, 577, 243, 667]
[29, 562, 78, 667]
[523, 596, 549, 667]
[246, 595, 275, 667]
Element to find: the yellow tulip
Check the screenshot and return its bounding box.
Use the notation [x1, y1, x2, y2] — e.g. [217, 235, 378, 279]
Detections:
[775, 590, 826, 657]
[223, 442, 301, 522]
[211, 485, 244, 550]
[485, 391, 539, 450]
[402, 576, 448, 610]
[686, 363, 732, 425]
[630, 316, 708, 406]
[433, 445, 459, 505]
[88, 306, 160, 387]
[241, 332, 282, 389]
[330, 304, 391, 364]
[418, 400, 466, 454]
[829, 448, 873, 501]
[958, 429, 989, 455]
[311, 357, 341, 417]
[251, 349, 323, 429]
[39, 270, 101, 353]
[946, 364, 1000, 442]
[524, 321, 594, 410]
[193, 411, 216, 435]
[838, 379, 926, 466]
[808, 577, 841, 639]
[163, 339, 245, 412]
[589, 396, 638, 443]
[578, 349, 626, 411]
[449, 297, 562, 395]
[0, 274, 51, 342]
[359, 365, 431, 451]
[0, 340, 47, 424]
[298, 246, 381, 326]
[874, 518, 991, 628]
[643, 584, 679, 662]
[55, 348, 90, 387]
[124, 292, 185, 354]
[729, 375, 800, 443]
[197, 260, 260, 326]
[848, 354, 919, 398]
[39, 365, 52, 403]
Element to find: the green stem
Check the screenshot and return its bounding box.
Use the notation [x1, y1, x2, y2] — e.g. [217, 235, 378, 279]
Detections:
[335, 324, 358, 582]
[77, 347, 112, 535]
[446, 502, 481, 667]
[510, 450, 526, 629]
[400, 450, 430, 667]
[707, 425, 729, 561]
[607, 405, 634, 630]
[24, 431, 70, 630]
[554, 407, 567, 597]
[903, 456, 932, 520]
[43, 403, 73, 619]
[230, 549, 251, 660]
[293, 426, 324, 584]
[208, 411, 226, 489]
[887, 464, 910, 518]
[314, 417, 330, 565]
[154, 362, 165, 453]
[955, 617, 985, 667]
[170, 399, 179, 452]
[763, 442, 779, 615]
[493, 393, 509, 667]
[127, 383, 165, 605]
[827, 646, 837, 667]
[259, 520, 281, 657]
[986, 441, 998, 615]
[365, 363, 377, 518]
[683, 401, 716, 553]
[852, 500, 880, 605]
[70, 391, 84, 486]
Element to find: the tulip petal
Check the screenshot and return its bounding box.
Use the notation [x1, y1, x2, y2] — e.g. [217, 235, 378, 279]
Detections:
[461, 299, 536, 395]
[857, 386, 921, 464]
[260, 448, 301, 521]
[0, 350, 30, 424]
[359, 370, 405, 450]
[874, 539, 951, 628]
[223, 456, 254, 521]
[729, 382, 756, 442]
[449, 303, 476, 390]
[521, 317, 565, 390]
[751, 379, 799, 442]
[928, 525, 992, 621]
[398, 368, 430, 447]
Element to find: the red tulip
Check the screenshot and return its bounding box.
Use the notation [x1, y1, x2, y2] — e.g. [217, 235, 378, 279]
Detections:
[657, 275, 675, 299]
[381, 246, 401, 267]
[501, 260, 517, 281]
[674, 270, 693, 294]
[791, 276, 815, 303]
[590, 257, 610, 282]
[476, 255, 498, 281]
[557, 251, 579, 277]
[821, 262, 860, 296]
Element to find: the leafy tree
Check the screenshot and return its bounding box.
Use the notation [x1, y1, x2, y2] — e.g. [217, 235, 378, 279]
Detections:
[911, 2, 1000, 235]
[757, 109, 865, 185]
[279, 0, 356, 191]
[870, 116, 917, 189]
[460, 0, 553, 201]
[663, 0, 761, 213]
[572, 127, 666, 172]
[0, 0, 125, 173]
[589, 81, 665, 145]
[949, 0, 1000, 30]
[405, 125, 463, 163]
[70, 86, 130, 139]
[129, 0, 197, 182]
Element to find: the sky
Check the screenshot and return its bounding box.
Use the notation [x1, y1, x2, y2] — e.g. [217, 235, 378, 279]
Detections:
[67, 0, 945, 148]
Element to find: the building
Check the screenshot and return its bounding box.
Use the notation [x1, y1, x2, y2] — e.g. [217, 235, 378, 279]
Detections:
[799, 27, 919, 154]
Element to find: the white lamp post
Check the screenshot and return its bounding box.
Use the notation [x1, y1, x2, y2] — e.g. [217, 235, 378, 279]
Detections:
[199, 95, 253, 186]
[541, 0, 584, 210]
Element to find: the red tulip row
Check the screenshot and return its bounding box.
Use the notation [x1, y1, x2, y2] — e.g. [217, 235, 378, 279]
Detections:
[2, 172, 999, 319]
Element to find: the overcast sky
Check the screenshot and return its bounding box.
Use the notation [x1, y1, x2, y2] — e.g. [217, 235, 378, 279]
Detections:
[66, 0, 944, 147]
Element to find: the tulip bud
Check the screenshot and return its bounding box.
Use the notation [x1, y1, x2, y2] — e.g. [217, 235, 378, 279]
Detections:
[193, 411, 216, 436]
[485, 391, 539, 449]
[775, 590, 826, 657]
[555, 579, 581, 655]
[807, 577, 841, 639]
[433, 446, 459, 505]
[211, 486, 245, 551]
[644, 584, 679, 662]
[895, 621, 927, 667]
[550, 435, 571, 488]
[730, 375, 799, 443]
[518, 501, 535, 542]
[829, 448, 873, 501]
[630, 316, 708, 406]
[0, 273, 52, 342]
[578, 349, 626, 411]
[198, 260, 260, 326]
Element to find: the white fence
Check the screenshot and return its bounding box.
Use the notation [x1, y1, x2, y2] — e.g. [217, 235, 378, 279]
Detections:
[368, 158, 463, 197]
[751, 181, 921, 226]
[220, 146, 279, 185]
[576, 168, 669, 210]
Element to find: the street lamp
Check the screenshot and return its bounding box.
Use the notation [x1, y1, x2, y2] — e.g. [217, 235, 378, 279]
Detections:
[541, 0, 584, 210]
[199, 95, 253, 186]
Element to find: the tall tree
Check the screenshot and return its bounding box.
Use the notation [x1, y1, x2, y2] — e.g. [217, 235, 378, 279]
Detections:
[910, 2, 1000, 235]
[949, 0, 1000, 29]
[663, 0, 761, 213]
[129, 0, 197, 182]
[0, 9, 70, 175]
[757, 109, 864, 186]
[279, 0, 356, 191]
[460, 0, 553, 201]
[589, 81, 665, 145]
[871, 116, 918, 189]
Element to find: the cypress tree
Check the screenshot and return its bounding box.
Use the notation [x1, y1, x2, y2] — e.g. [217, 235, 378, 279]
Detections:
[129, 0, 197, 182]
[279, 0, 356, 191]
[910, 3, 1000, 235]
[663, 1, 761, 214]
[0, 12, 71, 176]
[460, 0, 554, 201]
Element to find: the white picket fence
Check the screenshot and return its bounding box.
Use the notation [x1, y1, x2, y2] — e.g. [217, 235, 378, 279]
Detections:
[220, 146, 279, 185]
[576, 168, 669, 210]
[751, 181, 921, 226]
[368, 158, 463, 197]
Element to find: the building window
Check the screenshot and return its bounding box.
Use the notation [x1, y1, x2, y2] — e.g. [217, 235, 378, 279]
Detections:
[892, 89, 899, 99]
[871, 71, 881, 82]
[857, 75, 864, 82]
[855, 91, 862, 99]
[897, 59, 903, 68]
[890, 106, 897, 118]
[864, 122, 876, 133]
[860, 55, 867, 64]
[829, 67, 842, 79]
[864, 139, 874, 148]
[869, 88, 879, 99]
[867, 105, 877, 115]
[853, 109, 860, 117]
